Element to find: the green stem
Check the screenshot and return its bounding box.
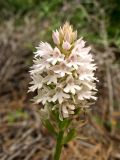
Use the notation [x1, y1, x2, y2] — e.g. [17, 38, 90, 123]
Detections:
[54, 130, 64, 160]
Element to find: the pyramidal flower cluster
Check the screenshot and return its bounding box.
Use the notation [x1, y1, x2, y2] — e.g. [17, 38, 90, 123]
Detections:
[29, 22, 98, 120]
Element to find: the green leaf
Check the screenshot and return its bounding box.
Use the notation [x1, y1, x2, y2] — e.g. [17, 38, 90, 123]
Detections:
[44, 119, 57, 137]
[52, 110, 59, 121]
[63, 129, 76, 145]
[58, 119, 71, 131]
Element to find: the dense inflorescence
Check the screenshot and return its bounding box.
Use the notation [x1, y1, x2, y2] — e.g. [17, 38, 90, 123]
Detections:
[29, 22, 98, 120]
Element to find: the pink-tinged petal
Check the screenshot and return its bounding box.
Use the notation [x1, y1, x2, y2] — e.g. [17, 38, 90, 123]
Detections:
[52, 30, 60, 45]
[51, 90, 70, 104]
[64, 87, 69, 93]
[75, 38, 85, 48]
[68, 105, 75, 110]
[64, 31, 71, 42]
[47, 47, 64, 65]
[71, 88, 75, 95]
[62, 105, 68, 114]
[35, 42, 53, 57]
[62, 41, 71, 50]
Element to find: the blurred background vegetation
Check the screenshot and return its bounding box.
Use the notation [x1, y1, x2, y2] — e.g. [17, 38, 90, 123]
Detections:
[0, 0, 120, 45]
[0, 0, 120, 160]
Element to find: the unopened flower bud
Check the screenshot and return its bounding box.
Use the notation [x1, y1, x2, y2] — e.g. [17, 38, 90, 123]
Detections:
[62, 41, 71, 50]
[52, 30, 60, 45]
